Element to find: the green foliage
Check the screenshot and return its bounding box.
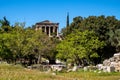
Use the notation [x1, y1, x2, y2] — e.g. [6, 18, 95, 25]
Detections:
[0, 16, 10, 26]
[0, 17, 11, 32]
[57, 30, 105, 65]
[108, 29, 120, 52]
[62, 15, 120, 63]
[0, 19, 59, 65]
[0, 15, 120, 66]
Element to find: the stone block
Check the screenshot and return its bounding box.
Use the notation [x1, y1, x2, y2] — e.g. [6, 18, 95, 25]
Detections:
[97, 64, 103, 70]
[83, 67, 88, 71]
[72, 66, 78, 71]
[106, 66, 115, 72]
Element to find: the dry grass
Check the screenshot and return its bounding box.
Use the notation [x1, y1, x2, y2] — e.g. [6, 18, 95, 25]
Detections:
[59, 71, 120, 80]
[0, 63, 120, 80]
[0, 64, 59, 80]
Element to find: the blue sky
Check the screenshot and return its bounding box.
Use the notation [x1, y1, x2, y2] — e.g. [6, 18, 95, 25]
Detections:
[0, 0, 120, 31]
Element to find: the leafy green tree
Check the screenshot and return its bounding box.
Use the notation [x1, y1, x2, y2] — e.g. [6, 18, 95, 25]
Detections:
[0, 33, 13, 62]
[57, 30, 105, 65]
[62, 16, 83, 37]
[108, 29, 120, 52]
[21, 28, 59, 64]
[62, 15, 120, 63]
[42, 36, 60, 64]
[23, 29, 49, 64]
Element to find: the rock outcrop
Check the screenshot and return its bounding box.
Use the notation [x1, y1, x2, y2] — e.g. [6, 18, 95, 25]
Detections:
[97, 52, 120, 72]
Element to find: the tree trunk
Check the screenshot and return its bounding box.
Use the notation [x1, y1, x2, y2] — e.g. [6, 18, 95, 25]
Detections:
[37, 53, 41, 64]
[29, 59, 33, 66]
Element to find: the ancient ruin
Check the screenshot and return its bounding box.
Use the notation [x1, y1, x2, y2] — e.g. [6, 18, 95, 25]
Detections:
[97, 52, 120, 72]
[35, 20, 59, 37]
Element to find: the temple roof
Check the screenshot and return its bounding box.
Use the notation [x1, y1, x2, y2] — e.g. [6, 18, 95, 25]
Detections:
[36, 20, 59, 25]
[39, 20, 52, 23]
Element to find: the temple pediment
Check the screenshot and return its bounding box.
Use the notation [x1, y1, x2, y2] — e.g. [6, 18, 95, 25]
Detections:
[36, 20, 59, 25]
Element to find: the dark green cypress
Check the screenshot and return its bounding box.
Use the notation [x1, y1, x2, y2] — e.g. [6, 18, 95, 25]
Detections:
[66, 12, 69, 27]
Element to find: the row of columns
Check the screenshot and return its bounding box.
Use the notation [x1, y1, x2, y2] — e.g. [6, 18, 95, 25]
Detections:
[42, 26, 59, 37]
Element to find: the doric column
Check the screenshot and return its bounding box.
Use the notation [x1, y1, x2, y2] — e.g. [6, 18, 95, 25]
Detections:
[53, 26, 55, 33]
[35, 25, 39, 30]
[49, 26, 51, 37]
[45, 26, 46, 33]
[39, 26, 41, 30]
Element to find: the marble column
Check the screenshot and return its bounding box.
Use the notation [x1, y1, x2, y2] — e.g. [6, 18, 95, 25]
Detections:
[45, 26, 46, 33]
[53, 26, 55, 33]
[35, 25, 39, 30]
[49, 26, 51, 37]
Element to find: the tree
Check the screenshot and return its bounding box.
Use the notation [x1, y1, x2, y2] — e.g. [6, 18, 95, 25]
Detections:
[0, 16, 10, 26]
[23, 29, 50, 64]
[22, 28, 59, 64]
[0, 33, 13, 62]
[62, 16, 83, 37]
[61, 15, 120, 62]
[57, 30, 105, 65]
[42, 36, 60, 64]
[66, 12, 69, 27]
[0, 17, 11, 32]
[108, 29, 120, 52]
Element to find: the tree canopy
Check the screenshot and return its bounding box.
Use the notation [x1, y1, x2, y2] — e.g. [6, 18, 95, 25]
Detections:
[57, 30, 105, 65]
[0, 15, 120, 66]
[62, 15, 120, 62]
[0, 17, 59, 65]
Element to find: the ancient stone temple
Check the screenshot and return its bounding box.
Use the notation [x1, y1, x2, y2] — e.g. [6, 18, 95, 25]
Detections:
[35, 20, 59, 37]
